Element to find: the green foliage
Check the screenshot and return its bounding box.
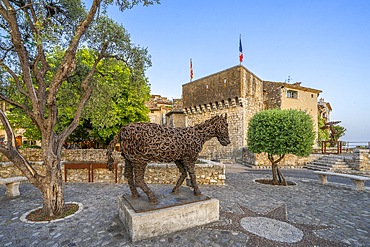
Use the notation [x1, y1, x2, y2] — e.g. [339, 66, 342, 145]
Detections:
[105, 0, 160, 11]
[1, 10, 152, 144]
[247, 109, 315, 157]
[80, 50, 150, 142]
[332, 125, 346, 141]
[6, 107, 42, 141]
[8, 46, 150, 144]
[318, 115, 330, 144]
[317, 116, 346, 147]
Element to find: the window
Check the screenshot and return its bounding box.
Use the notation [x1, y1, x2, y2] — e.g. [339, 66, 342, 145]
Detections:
[286, 90, 298, 99]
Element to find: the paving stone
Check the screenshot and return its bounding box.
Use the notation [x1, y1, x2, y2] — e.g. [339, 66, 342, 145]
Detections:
[0, 166, 369, 246]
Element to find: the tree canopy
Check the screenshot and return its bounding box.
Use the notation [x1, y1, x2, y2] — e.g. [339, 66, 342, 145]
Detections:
[247, 109, 315, 185]
[5, 46, 150, 144]
[248, 109, 315, 157]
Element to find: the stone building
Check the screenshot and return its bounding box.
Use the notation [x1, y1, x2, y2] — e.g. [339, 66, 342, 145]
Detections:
[263, 81, 321, 136]
[145, 95, 173, 125]
[182, 65, 324, 160]
[165, 99, 186, 128]
[145, 95, 185, 128]
[318, 98, 332, 122]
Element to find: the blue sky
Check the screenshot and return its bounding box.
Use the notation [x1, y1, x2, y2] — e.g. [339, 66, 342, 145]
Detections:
[102, 0, 370, 141]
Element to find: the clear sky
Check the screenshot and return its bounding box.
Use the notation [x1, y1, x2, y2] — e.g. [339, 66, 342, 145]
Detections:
[102, 0, 370, 141]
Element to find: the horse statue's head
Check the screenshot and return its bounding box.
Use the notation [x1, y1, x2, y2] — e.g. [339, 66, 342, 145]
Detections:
[215, 114, 230, 146]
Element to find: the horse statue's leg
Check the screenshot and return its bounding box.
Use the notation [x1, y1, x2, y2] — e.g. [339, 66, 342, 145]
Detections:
[187, 162, 201, 196]
[124, 159, 140, 198]
[134, 163, 158, 204]
[172, 160, 187, 194]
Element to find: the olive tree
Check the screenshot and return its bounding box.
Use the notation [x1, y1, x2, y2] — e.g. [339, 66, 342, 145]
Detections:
[247, 109, 315, 185]
[7, 47, 150, 145]
[0, 0, 158, 217]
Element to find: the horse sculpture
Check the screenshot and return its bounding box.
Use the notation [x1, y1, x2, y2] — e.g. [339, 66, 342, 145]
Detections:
[106, 114, 230, 204]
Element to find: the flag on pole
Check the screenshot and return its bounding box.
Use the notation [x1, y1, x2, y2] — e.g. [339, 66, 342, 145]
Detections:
[190, 58, 194, 81]
[239, 35, 243, 63]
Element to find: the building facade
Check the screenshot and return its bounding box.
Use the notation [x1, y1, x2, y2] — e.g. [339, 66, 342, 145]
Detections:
[145, 95, 173, 125]
[263, 81, 321, 139]
[181, 65, 324, 160]
[318, 98, 332, 122]
[145, 95, 185, 128]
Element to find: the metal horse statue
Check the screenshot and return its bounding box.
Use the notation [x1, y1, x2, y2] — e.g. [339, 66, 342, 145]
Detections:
[106, 114, 230, 204]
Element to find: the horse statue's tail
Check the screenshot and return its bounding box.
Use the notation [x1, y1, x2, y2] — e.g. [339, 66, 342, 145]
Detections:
[106, 131, 121, 171]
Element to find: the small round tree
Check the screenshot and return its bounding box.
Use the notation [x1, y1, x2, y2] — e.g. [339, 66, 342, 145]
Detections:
[247, 109, 315, 185]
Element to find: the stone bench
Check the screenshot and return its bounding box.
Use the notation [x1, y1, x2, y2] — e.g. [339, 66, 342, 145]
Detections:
[313, 171, 370, 191]
[0, 176, 28, 197]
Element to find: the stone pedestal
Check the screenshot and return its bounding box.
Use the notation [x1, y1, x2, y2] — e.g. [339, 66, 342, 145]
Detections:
[117, 188, 219, 242]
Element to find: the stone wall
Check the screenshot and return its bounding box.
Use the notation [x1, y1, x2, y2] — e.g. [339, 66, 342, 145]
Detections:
[0, 149, 225, 185]
[237, 148, 318, 168]
[182, 66, 243, 108]
[345, 149, 370, 171]
[263, 81, 282, 109]
[0, 148, 122, 163]
[186, 107, 244, 160]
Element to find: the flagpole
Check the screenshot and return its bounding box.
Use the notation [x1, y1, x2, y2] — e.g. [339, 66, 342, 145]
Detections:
[190, 58, 193, 82]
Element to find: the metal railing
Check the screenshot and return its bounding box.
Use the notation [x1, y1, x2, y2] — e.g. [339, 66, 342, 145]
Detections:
[321, 141, 343, 154]
[319, 141, 370, 154]
[342, 141, 370, 150]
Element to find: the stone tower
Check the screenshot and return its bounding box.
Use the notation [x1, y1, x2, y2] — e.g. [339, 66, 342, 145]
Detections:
[182, 65, 264, 159]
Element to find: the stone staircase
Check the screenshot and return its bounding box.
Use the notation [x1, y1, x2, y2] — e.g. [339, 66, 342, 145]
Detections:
[304, 155, 352, 172]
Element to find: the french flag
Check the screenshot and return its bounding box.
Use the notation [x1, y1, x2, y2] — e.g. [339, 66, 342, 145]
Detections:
[239, 35, 243, 63]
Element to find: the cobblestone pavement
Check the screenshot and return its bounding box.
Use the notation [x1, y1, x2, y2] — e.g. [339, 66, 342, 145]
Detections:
[0, 165, 369, 247]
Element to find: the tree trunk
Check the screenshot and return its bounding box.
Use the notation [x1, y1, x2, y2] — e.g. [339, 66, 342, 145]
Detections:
[271, 163, 279, 185]
[39, 142, 65, 217]
[1, 145, 65, 216]
[276, 166, 288, 186]
[41, 165, 64, 216]
[269, 154, 287, 186]
[0, 110, 64, 216]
